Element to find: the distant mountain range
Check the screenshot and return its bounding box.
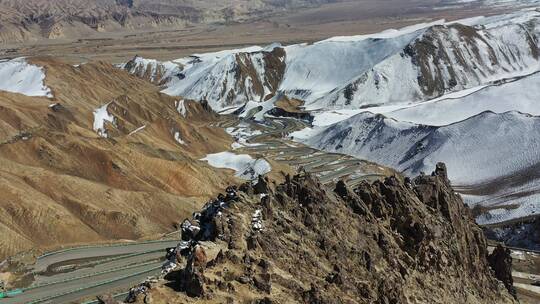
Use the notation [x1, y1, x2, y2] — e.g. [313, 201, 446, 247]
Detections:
[2, 0, 540, 44]
[0, 0, 345, 43]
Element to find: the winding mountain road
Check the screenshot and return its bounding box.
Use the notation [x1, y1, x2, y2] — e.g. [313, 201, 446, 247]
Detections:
[239, 116, 390, 186]
[2, 240, 178, 304]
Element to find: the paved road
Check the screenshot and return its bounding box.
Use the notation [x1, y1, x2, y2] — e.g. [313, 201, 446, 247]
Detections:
[3, 240, 178, 304]
[34, 240, 178, 273]
[3, 261, 162, 304]
[33, 249, 166, 286]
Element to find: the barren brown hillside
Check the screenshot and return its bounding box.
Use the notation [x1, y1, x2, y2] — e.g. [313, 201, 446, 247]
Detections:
[0, 58, 240, 260]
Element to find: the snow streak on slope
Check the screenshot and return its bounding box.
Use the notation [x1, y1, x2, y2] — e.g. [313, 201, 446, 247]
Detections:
[93, 103, 115, 138]
[384, 72, 540, 126]
[0, 58, 52, 97]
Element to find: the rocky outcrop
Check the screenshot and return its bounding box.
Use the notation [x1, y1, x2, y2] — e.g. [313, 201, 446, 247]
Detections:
[148, 164, 516, 303]
[488, 245, 517, 299]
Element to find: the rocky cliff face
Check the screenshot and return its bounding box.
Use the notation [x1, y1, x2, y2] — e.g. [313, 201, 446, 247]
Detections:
[138, 164, 517, 303]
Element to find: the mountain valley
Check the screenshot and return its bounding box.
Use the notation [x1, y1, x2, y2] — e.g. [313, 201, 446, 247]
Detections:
[1, 3, 540, 304]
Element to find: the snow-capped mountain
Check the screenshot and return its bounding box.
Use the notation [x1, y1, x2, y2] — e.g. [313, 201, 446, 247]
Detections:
[315, 20, 539, 109]
[294, 110, 540, 224]
[123, 46, 286, 110]
[120, 10, 540, 225]
[122, 10, 540, 111]
[300, 111, 540, 185]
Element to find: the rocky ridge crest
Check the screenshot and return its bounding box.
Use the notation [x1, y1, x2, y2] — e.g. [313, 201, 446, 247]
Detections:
[125, 163, 517, 303]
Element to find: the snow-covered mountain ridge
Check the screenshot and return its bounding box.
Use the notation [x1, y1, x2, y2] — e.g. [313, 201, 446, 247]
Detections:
[122, 10, 540, 111]
[300, 110, 540, 184]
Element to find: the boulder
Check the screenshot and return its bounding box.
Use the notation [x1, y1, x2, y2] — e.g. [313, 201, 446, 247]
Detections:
[334, 180, 349, 198]
[193, 245, 208, 269]
[253, 273, 272, 293]
[184, 270, 205, 297]
[254, 175, 269, 194]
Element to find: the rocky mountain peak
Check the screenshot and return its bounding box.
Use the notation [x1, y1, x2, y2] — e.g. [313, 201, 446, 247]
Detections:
[134, 164, 517, 303]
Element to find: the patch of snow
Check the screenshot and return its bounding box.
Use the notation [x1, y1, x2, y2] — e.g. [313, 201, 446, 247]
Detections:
[174, 132, 186, 145]
[252, 209, 263, 231]
[93, 103, 115, 138]
[475, 191, 540, 225]
[226, 125, 263, 150]
[175, 99, 187, 117]
[201, 152, 271, 180]
[237, 98, 277, 121]
[0, 57, 52, 97]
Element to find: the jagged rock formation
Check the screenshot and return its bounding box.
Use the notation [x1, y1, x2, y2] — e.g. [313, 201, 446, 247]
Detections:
[144, 164, 517, 303]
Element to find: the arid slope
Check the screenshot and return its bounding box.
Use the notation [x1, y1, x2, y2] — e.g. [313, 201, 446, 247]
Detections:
[0, 58, 237, 260]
